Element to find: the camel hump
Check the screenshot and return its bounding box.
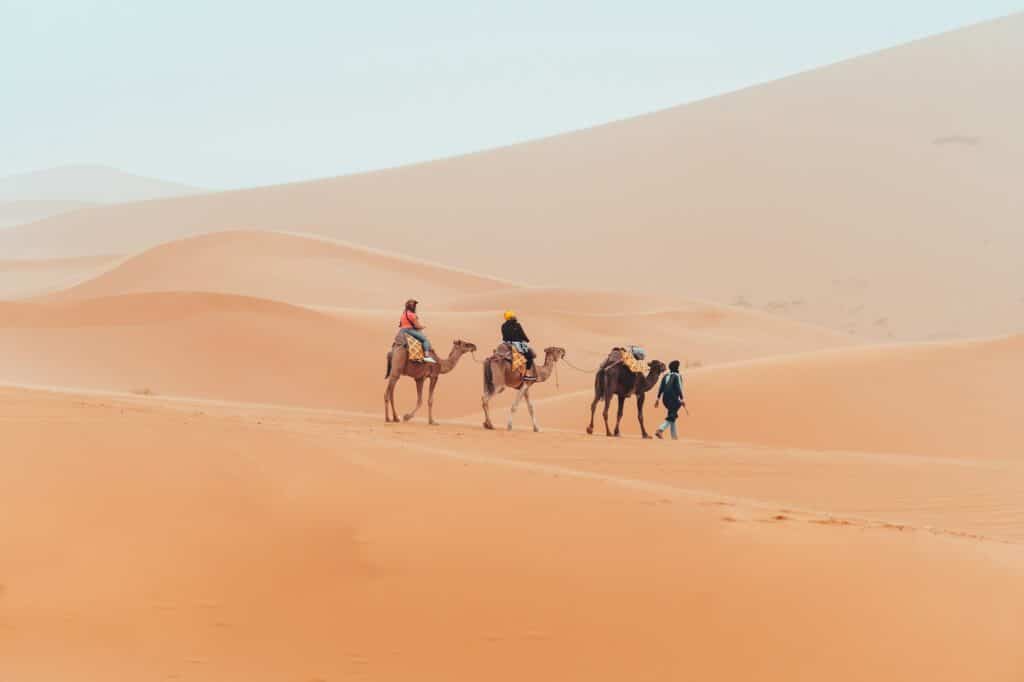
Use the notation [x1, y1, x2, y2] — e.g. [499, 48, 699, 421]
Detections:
[602, 348, 626, 366]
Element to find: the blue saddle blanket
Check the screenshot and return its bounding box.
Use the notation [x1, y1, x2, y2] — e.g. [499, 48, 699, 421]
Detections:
[506, 341, 531, 355]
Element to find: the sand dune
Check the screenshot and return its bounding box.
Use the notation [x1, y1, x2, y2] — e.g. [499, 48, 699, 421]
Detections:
[2, 15, 1022, 339]
[42, 230, 849, 360]
[0, 199, 95, 228]
[0, 256, 850, 419]
[4, 16, 1023, 681]
[535, 334, 1024, 460]
[0, 230, 849, 422]
[44, 230, 511, 309]
[2, 386, 1021, 681]
[0, 164, 202, 204]
[0, 292, 386, 412]
[0, 254, 121, 300]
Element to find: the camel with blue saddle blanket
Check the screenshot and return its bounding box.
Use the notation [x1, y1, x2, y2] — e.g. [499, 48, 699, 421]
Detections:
[385, 331, 477, 424]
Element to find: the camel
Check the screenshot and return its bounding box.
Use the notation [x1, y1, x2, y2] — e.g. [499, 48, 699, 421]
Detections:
[385, 338, 477, 425]
[586, 350, 666, 439]
[482, 345, 566, 432]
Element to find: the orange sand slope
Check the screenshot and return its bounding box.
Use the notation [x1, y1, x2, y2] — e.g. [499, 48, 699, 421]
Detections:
[0, 292, 385, 413]
[0, 254, 120, 300]
[0, 229, 849, 419]
[42, 230, 511, 309]
[2, 386, 1021, 682]
[2, 15, 1023, 339]
[535, 334, 1024, 460]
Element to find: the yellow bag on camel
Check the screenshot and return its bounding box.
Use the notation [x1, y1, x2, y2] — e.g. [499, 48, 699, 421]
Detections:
[618, 346, 648, 375]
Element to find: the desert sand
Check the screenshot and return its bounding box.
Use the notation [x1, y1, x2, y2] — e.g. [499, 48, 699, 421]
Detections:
[0, 199, 96, 228]
[1, 14, 1022, 338]
[3, 387, 1022, 681]
[0, 164, 203, 205]
[3, 14, 1023, 682]
[0, 253, 120, 299]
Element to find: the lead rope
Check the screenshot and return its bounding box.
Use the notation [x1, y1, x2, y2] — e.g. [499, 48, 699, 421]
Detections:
[561, 357, 600, 374]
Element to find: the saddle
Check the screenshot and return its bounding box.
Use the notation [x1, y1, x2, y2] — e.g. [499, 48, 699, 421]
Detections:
[607, 346, 648, 375]
[494, 342, 528, 376]
[393, 330, 428, 363]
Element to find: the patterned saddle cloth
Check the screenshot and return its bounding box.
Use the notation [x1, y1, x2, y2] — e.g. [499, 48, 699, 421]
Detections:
[495, 342, 528, 376]
[612, 346, 648, 375]
[394, 330, 427, 363]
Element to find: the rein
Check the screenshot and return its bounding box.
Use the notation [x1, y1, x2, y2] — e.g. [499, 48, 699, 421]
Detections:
[561, 357, 600, 374]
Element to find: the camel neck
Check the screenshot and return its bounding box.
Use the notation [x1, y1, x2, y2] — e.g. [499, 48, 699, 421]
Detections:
[439, 347, 465, 374]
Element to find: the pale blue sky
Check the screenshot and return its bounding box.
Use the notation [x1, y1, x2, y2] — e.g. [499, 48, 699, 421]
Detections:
[2, 1, 1021, 189]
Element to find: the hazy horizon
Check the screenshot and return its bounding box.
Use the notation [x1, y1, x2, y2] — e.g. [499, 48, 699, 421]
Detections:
[3, 1, 1022, 190]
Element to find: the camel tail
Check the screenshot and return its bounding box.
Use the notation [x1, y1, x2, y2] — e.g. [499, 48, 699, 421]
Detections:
[484, 361, 495, 396]
[593, 368, 605, 397]
[385, 351, 393, 379]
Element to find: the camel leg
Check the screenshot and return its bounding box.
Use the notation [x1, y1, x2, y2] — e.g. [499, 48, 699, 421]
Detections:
[403, 377, 425, 422]
[636, 393, 650, 439]
[384, 351, 393, 422]
[601, 395, 613, 437]
[482, 362, 503, 430]
[524, 388, 540, 433]
[587, 391, 601, 435]
[482, 391, 494, 430]
[427, 375, 439, 426]
[385, 377, 400, 422]
[390, 381, 401, 423]
[507, 387, 525, 431]
[613, 394, 626, 437]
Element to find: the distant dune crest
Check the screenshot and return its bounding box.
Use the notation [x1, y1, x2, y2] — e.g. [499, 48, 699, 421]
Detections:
[0, 164, 203, 205]
[1, 15, 1022, 340]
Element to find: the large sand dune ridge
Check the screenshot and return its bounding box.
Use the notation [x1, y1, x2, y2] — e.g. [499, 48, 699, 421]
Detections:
[2, 15, 1022, 338]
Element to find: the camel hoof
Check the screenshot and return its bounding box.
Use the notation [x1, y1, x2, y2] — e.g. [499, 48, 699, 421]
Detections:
[483, 422, 494, 430]
[642, 434, 651, 440]
[533, 427, 541, 433]
[586, 426, 594, 435]
[429, 420, 439, 426]
[402, 414, 413, 422]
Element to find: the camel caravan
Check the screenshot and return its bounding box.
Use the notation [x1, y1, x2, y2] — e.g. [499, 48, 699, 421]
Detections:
[385, 300, 687, 439]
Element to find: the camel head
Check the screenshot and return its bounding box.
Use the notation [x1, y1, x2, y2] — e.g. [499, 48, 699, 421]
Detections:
[543, 346, 567, 361]
[453, 339, 478, 353]
[648, 360, 667, 376]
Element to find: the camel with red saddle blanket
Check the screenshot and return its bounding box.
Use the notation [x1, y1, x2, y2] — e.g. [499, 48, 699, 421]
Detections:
[385, 331, 477, 424]
[481, 344, 566, 432]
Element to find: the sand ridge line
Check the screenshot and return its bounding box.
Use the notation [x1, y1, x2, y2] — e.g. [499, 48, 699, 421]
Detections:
[328, 425, 1024, 548]
[6, 382, 1021, 545]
